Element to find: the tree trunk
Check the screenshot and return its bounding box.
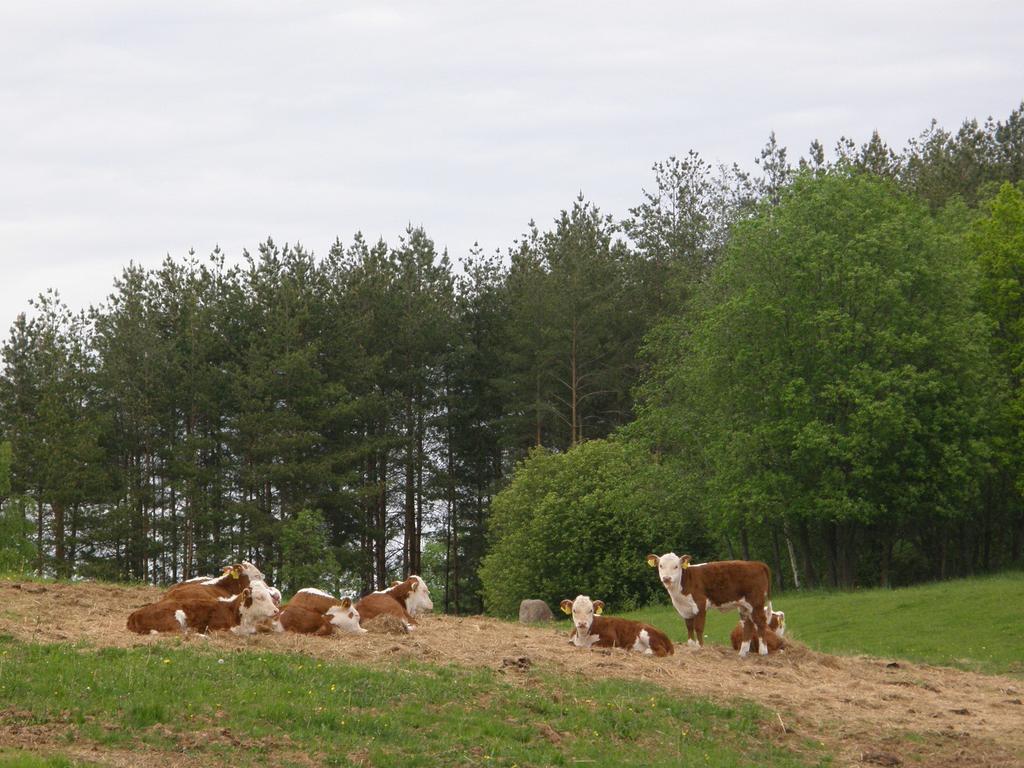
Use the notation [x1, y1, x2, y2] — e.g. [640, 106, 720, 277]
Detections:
[53, 500, 66, 578]
[403, 404, 416, 579]
[838, 521, 856, 588]
[724, 534, 736, 560]
[739, 526, 751, 561]
[69, 503, 80, 578]
[770, 526, 784, 592]
[414, 418, 424, 577]
[782, 521, 801, 590]
[36, 494, 44, 577]
[798, 520, 818, 588]
[826, 522, 840, 588]
[375, 452, 389, 590]
[535, 372, 543, 448]
[878, 528, 893, 588]
[939, 523, 948, 580]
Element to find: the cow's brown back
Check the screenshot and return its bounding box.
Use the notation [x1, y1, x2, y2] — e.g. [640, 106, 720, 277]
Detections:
[587, 616, 675, 657]
[165, 571, 251, 601]
[355, 592, 414, 625]
[127, 597, 242, 634]
[684, 560, 771, 607]
[287, 591, 343, 614]
[279, 604, 335, 635]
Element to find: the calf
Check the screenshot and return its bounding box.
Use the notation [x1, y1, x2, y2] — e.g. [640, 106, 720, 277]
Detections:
[127, 583, 278, 636]
[729, 609, 786, 654]
[354, 575, 433, 631]
[647, 552, 773, 657]
[283, 589, 366, 632]
[560, 595, 674, 657]
[278, 600, 365, 636]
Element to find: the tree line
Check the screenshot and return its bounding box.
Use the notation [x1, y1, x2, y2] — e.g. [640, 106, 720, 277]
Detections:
[2, 103, 1023, 610]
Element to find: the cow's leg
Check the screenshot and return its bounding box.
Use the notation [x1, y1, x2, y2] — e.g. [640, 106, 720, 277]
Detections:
[752, 602, 770, 656]
[694, 609, 708, 647]
[684, 616, 698, 647]
[403, 608, 417, 632]
[633, 628, 653, 655]
[738, 613, 754, 658]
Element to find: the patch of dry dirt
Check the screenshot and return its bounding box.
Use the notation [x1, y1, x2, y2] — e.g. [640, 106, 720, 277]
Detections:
[1, 580, 1022, 767]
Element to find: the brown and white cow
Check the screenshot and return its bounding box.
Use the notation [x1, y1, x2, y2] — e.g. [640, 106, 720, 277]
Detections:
[647, 552, 773, 657]
[127, 582, 279, 636]
[278, 600, 364, 636]
[560, 595, 674, 657]
[354, 576, 433, 631]
[277, 589, 366, 635]
[164, 561, 264, 601]
[729, 609, 785, 654]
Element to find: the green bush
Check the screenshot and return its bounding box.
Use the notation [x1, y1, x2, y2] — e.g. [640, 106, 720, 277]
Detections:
[479, 439, 706, 617]
[279, 508, 340, 594]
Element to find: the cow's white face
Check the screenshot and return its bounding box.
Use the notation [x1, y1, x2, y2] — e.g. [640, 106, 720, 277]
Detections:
[406, 576, 433, 615]
[327, 599, 367, 634]
[236, 582, 280, 632]
[249, 580, 281, 607]
[560, 595, 604, 635]
[647, 552, 690, 590]
[240, 561, 265, 582]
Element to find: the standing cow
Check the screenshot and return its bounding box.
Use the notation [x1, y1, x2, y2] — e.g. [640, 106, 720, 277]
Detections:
[647, 552, 773, 657]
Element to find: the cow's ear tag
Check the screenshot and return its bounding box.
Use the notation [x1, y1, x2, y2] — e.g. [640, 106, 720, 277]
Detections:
[231, 569, 240, 579]
[682, 561, 690, 569]
[560, 600, 573, 615]
[594, 602, 604, 615]
[646, 554, 659, 568]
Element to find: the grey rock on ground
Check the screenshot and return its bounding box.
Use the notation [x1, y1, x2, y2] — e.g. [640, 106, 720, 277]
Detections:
[518, 599, 554, 623]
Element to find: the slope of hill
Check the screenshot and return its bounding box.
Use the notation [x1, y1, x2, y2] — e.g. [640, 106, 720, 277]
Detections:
[0, 579, 1022, 767]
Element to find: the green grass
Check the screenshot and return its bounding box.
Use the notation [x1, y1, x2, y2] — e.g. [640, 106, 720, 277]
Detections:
[0, 752, 97, 768]
[620, 571, 1024, 676]
[0, 636, 827, 768]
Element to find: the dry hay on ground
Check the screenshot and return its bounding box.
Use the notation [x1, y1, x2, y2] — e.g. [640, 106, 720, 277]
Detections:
[0, 579, 1022, 768]
[362, 614, 409, 635]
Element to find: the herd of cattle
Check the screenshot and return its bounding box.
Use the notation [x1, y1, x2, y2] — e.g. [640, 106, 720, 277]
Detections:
[126, 562, 432, 637]
[126, 552, 785, 660]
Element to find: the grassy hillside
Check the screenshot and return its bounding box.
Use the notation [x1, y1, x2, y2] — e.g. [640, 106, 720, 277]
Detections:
[620, 571, 1024, 676]
[0, 635, 827, 768]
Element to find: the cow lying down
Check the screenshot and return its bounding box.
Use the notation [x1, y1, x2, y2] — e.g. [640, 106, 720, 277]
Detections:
[354, 576, 434, 631]
[277, 590, 366, 635]
[127, 582, 279, 636]
[730, 609, 786, 654]
[561, 595, 674, 657]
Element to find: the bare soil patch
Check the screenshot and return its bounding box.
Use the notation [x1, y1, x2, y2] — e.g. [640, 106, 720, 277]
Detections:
[1, 580, 1022, 767]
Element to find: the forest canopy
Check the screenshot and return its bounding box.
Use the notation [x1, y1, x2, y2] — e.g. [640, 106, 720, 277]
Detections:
[2, 103, 1023, 612]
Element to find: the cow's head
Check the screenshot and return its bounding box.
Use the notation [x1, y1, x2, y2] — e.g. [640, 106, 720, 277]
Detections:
[560, 595, 604, 635]
[234, 582, 280, 634]
[267, 585, 282, 607]
[646, 552, 692, 589]
[250, 580, 281, 607]
[406, 575, 434, 615]
[240, 561, 265, 582]
[327, 597, 367, 635]
[769, 609, 785, 636]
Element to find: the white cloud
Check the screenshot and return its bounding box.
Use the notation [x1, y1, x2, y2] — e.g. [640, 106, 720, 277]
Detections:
[1, 0, 1022, 319]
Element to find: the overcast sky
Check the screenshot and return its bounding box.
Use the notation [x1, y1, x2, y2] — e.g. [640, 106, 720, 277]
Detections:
[2, 1, 1022, 321]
